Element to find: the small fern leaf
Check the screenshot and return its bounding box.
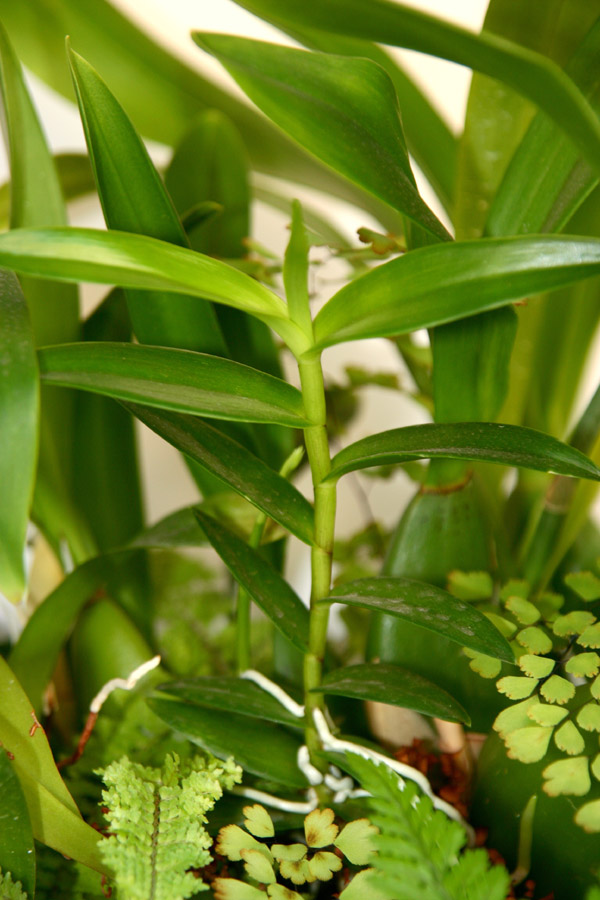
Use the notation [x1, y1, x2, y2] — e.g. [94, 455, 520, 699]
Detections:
[0, 870, 28, 900]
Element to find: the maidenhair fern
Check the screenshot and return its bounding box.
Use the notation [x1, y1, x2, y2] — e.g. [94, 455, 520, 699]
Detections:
[98, 752, 241, 900]
[0, 870, 28, 900]
[451, 566, 600, 831]
[345, 753, 510, 900]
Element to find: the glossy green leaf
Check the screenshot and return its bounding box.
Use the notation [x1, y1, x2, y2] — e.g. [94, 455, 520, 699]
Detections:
[155, 676, 301, 728]
[0, 272, 38, 603]
[126, 405, 314, 544]
[327, 422, 600, 482]
[323, 576, 513, 661]
[39, 342, 309, 428]
[0, 751, 35, 897]
[0, 657, 105, 872]
[221, 14, 457, 215]
[148, 698, 306, 788]
[488, 17, 600, 237]
[0, 227, 310, 356]
[194, 33, 450, 242]
[0, 0, 401, 230]
[231, 0, 600, 178]
[196, 511, 310, 651]
[314, 235, 600, 347]
[68, 45, 228, 356]
[315, 662, 470, 724]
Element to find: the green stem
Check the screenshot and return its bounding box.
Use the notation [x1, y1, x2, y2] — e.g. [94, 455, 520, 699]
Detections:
[236, 512, 267, 673]
[299, 355, 336, 770]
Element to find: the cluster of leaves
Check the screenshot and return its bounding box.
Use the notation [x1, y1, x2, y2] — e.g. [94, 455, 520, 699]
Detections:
[453, 567, 600, 830]
[98, 752, 242, 900]
[213, 803, 378, 900]
[342, 753, 510, 900]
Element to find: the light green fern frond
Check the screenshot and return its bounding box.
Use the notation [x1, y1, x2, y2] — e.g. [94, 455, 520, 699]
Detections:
[98, 752, 242, 900]
[345, 753, 510, 900]
[0, 869, 29, 900]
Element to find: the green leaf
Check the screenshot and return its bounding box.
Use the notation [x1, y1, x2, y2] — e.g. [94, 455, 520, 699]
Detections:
[315, 662, 470, 724]
[505, 597, 541, 625]
[284, 200, 312, 335]
[155, 676, 302, 728]
[0, 658, 104, 872]
[327, 422, 600, 483]
[243, 805, 274, 839]
[334, 819, 378, 866]
[241, 848, 276, 885]
[0, 751, 35, 897]
[553, 611, 596, 637]
[267, 885, 303, 900]
[566, 653, 600, 678]
[271, 844, 306, 862]
[313, 236, 600, 348]
[0, 227, 308, 356]
[565, 570, 600, 602]
[38, 342, 309, 428]
[68, 44, 228, 356]
[125, 405, 314, 545]
[466, 652, 502, 679]
[540, 675, 575, 705]
[213, 877, 266, 900]
[217, 824, 271, 862]
[339, 868, 389, 900]
[493, 697, 540, 737]
[527, 704, 568, 728]
[307, 850, 342, 881]
[230, 0, 600, 178]
[543, 756, 591, 797]
[0, 272, 38, 602]
[505, 726, 553, 763]
[194, 34, 450, 242]
[518, 655, 554, 678]
[304, 808, 338, 848]
[554, 720, 585, 755]
[516, 626, 553, 655]
[575, 799, 600, 833]
[148, 698, 306, 788]
[129, 506, 206, 549]
[496, 677, 538, 700]
[325, 576, 513, 661]
[577, 702, 600, 732]
[196, 511, 309, 651]
[578, 624, 600, 649]
[447, 570, 493, 601]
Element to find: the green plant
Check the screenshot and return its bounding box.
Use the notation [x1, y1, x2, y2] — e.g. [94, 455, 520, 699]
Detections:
[4, 1, 600, 898]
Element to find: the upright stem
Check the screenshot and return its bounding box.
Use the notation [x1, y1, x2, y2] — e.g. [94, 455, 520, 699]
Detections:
[299, 355, 337, 768]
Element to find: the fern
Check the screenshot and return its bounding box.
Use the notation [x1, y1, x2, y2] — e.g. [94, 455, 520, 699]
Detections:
[98, 752, 242, 900]
[0, 869, 28, 900]
[346, 753, 510, 900]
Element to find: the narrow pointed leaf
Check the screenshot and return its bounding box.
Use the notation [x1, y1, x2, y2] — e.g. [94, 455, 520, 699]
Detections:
[315, 663, 470, 724]
[148, 697, 306, 788]
[323, 576, 514, 661]
[38, 342, 309, 427]
[0, 272, 38, 603]
[0, 227, 311, 353]
[231, 0, 600, 178]
[125, 405, 314, 544]
[194, 33, 450, 242]
[196, 511, 310, 651]
[68, 45, 228, 355]
[327, 422, 600, 483]
[314, 235, 600, 347]
[0, 751, 35, 897]
[156, 676, 302, 728]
